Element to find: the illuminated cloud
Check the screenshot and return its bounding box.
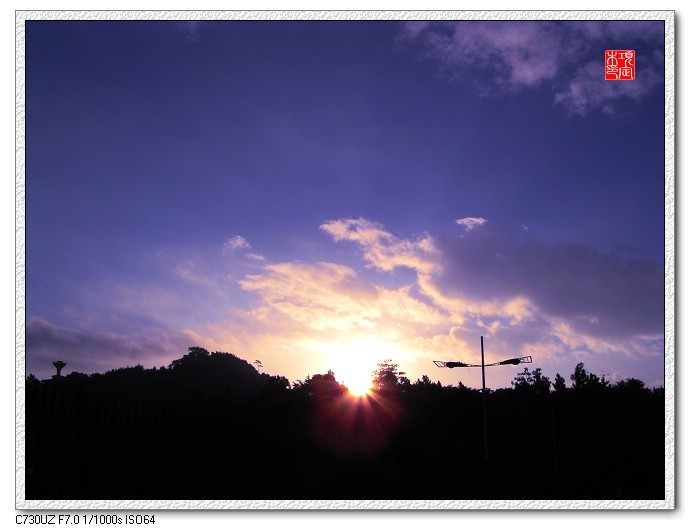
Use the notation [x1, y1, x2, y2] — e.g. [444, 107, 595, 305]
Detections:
[25, 217, 664, 387]
[238, 260, 443, 339]
[320, 218, 438, 274]
[240, 262, 381, 332]
[227, 218, 661, 385]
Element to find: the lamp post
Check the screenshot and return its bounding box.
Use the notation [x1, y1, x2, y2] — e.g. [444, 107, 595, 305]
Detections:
[434, 336, 532, 462]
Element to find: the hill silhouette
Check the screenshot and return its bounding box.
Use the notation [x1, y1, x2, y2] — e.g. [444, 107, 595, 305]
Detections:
[24, 349, 665, 501]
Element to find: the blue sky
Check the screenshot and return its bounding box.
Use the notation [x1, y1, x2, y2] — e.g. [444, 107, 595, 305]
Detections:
[24, 19, 667, 390]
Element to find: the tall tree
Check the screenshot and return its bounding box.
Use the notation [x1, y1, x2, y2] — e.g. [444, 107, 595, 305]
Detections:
[371, 359, 409, 393]
[553, 373, 567, 393]
[570, 362, 607, 390]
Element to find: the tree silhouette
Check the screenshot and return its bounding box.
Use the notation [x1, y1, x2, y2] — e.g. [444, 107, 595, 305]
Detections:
[512, 367, 551, 394]
[553, 373, 567, 393]
[371, 359, 409, 393]
[615, 377, 646, 392]
[414, 374, 441, 389]
[570, 362, 608, 390]
[24, 351, 664, 500]
[293, 371, 347, 400]
[261, 374, 291, 397]
[168, 346, 210, 369]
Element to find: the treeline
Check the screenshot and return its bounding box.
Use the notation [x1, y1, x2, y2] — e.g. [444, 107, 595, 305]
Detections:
[24, 348, 665, 501]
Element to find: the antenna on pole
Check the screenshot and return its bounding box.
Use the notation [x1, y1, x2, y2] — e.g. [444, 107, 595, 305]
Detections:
[433, 337, 533, 464]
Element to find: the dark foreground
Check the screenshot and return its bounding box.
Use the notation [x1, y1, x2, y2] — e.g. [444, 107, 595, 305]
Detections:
[24, 351, 665, 500]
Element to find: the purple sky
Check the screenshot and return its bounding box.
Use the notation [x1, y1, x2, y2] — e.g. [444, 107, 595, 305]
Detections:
[24, 19, 667, 390]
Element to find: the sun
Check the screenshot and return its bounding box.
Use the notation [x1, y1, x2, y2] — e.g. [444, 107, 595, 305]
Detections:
[307, 336, 409, 398]
[343, 371, 373, 397]
[331, 353, 374, 397]
[317, 340, 379, 397]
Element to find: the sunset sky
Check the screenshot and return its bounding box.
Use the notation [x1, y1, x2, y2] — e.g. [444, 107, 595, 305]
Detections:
[24, 18, 668, 390]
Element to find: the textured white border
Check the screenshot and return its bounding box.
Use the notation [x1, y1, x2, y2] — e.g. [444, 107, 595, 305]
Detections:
[15, 9, 675, 511]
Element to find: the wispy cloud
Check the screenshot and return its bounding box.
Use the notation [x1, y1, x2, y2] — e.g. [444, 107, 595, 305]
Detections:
[398, 21, 664, 115]
[223, 235, 265, 261]
[455, 217, 487, 231]
[223, 235, 251, 252]
[176, 21, 201, 42]
[554, 54, 663, 115]
[320, 218, 438, 274]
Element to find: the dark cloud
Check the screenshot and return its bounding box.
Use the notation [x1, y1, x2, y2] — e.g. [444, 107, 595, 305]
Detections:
[398, 20, 665, 115]
[435, 224, 664, 339]
[25, 317, 190, 378]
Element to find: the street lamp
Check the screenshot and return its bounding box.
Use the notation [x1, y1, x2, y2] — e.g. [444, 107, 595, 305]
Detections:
[434, 336, 532, 462]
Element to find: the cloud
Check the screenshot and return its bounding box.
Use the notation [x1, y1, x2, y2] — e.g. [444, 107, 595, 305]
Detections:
[176, 21, 201, 42]
[239, 259, 446, 335]
[455, 217, 487, 231]
[26, 217, 663, 388]
[219, 235, 266, 264]
[239, 262, 382, 332]
[321, 217, 663, 344]
[424, 22, 563, 89]
[25, 317, 191, 378]
[398, 20, 664, 115]
[222, 235, 266, 262]
[554, 55, 663, 116]
[228, 218, 662, 386]
[223, 235, 251, 252]
[324, 217, 662, 356]
[433, 223, 664, 339]
[320, 218, 438, 274]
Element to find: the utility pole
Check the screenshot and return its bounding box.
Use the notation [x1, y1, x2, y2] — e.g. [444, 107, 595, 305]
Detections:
[481, 336, 488, 462]
[434, 337, 532, 464]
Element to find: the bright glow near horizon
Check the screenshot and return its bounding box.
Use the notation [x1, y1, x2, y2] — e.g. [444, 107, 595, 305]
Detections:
[24, 20, 667, 391]
[311, 338, 403, 396]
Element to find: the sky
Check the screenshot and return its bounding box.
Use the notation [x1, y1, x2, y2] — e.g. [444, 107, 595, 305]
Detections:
[23, 17, 668, 391]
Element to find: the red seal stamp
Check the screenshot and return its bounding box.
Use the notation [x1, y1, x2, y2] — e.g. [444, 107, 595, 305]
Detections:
[605, 50, 636, 80]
